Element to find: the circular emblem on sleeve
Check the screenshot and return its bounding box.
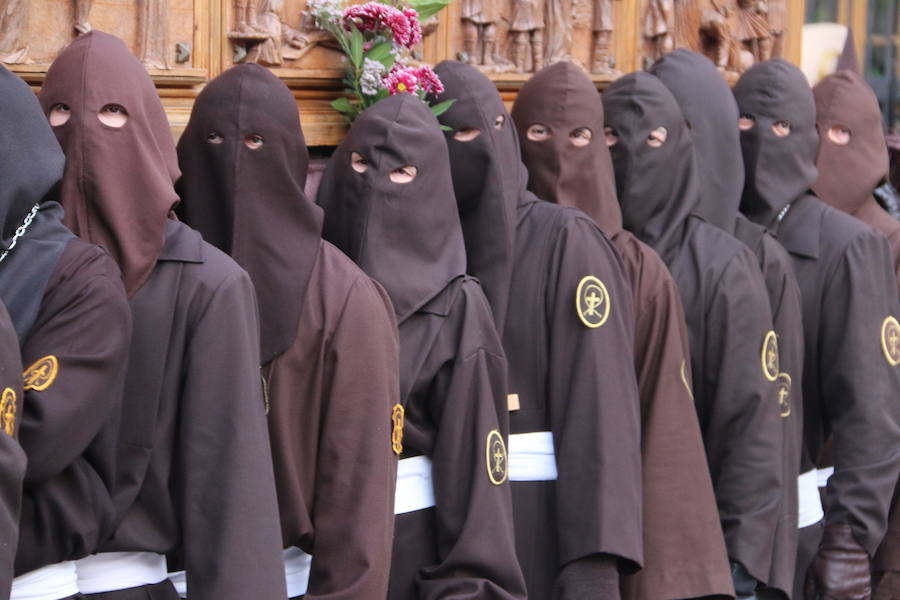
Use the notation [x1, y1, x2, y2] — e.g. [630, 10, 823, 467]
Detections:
[882, 316, 900, 366]
[23, 355, 58, 391]
[391, 404, 405, 456]
[576, 276, 610, 328]
[761, 331, 779, 382]
[485, 429, 508, 485]
[776, 372, 792, 418]
[0, 388, 15, 437]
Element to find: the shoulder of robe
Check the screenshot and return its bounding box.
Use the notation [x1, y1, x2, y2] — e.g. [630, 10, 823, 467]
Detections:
[619, 232, 676, 312]
[688, 219, 756, 285]
[448, 276, 505, 360]
[174, 226, 254, 297]
[50, 238, 125, 289]
[319, 240, 399, 333]
[816, 198, 881, 256]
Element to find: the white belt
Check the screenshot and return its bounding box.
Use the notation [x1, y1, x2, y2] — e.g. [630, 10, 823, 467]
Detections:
[75, 551, 168, 594]
[798, 469, 825, 528]
[394, 456, 436, 514]
[508, 431, 558, 481]
[817, 467, 834, 488]
[283, 547, 312, 598]
[11, 561, 79, 600]
[167, 570, 187, 598]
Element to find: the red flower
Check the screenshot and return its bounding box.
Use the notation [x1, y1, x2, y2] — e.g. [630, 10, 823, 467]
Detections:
[414, 65, 443, 95]
[342, 2, 422, 49]
[382, 66, 420, 95]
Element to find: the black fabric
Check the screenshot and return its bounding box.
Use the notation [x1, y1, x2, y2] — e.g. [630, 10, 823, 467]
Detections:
[0, 66, 73, 343]
[176, 63, 323, 363]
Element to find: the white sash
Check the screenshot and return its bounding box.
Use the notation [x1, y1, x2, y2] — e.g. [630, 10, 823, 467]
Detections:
[283, 547, 313, 598]
[817, 466, 834, 488]
[167, 570, 188, 599]
[11, 561, 78, 600]
[394, 455, 436, 515]
[508, 431, 558, 481]
[75, 551, 168, 594]
[798, 469, 825, 528]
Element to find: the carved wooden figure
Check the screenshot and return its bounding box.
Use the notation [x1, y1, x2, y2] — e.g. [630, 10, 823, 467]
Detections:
[138, 0, 170, 69]
[643, 0, 674, 65]
[591, 0, 616, 72]
[461, 0, 499, 67]
[0, 0, 28, 64]
[509, 0, 545, 72]
[74, 0, 92, 34]
[736, 0, 770, 62]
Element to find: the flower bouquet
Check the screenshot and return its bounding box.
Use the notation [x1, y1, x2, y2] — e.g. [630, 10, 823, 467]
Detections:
[306, 0, 454, 122]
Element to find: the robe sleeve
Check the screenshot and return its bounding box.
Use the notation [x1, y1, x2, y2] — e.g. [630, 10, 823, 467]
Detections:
[306, 276, 399, 600]
[0, 305, 24, 598]
[703, 248, 781, 585]
[545, 215, 643, 573]
[416, 283, 527, 600]
[176, 268, 288, 600]
[820, 232, 900, 555]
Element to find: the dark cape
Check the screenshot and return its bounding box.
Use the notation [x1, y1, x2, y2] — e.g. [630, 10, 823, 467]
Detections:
[41, 31, 287, 600]
[511, 61, 731, 600]
[318, 94, 527, 600]
[0, 63, 132, 582]
[736, 58, 900, 587]
[432, 61, 643, 600]
[0, 301, 24, 600]
[653, 49, 805, 599]
[811, 69, 900, 585]
[604, 71, 782, 589]
[178, 64, 399, 600]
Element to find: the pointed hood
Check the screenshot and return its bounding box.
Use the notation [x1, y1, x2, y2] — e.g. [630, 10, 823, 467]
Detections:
[317, 94, 466, 324]
[511, 61, 622, 237]
[176, 63, 323, 364]
[430, 60, 524, 330]
[812, 69, 888, 215]
[652, 49, 743, 234]
[602, 72, 700, 263]
[734, 59, 819, 227]
[39, 30, 178, 297]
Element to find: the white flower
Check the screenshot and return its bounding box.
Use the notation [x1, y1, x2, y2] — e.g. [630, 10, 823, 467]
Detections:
[305, 0, 343, 26]
[360, 57, 387, 96]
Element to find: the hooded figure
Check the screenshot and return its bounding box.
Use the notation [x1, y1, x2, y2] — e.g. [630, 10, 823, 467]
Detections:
[511, 61, 732, 600]
[176, 63, 399, 600]
[812, 69, 900, 599]
[0, 301, 24, 600]
[431, 61, 643, 600]
[604, 71, 782, 597]
[317, 93, 527, 600]
[735, 58, 900, 600]
[653, 49, 806, 600]
[0, 64, 132, 600]
[40, 31, 287, 600]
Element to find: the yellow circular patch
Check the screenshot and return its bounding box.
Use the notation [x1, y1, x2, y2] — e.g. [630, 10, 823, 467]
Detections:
[761, 331, 779, 382]
[882, 316, 900, 367]
[391, 404, 405, 456]
[576, 276, 610, 329]
[776, 372, 792, 418]
[23, 355, 58, 391]
[485, 429, 508, 485]
[0, 388, 15, 437]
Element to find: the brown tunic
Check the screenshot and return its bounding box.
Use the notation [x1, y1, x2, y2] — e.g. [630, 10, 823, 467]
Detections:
[0, 302, 24, 599]
[511, 61, 730, 600]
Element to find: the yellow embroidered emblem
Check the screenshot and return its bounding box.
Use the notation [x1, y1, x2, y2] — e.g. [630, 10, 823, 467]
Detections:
[23, 355, 58, 391]
[761, 331, 779, 382]
[576, 276, 610, 328]
[0, 388, 15, 437]
[881, 316, 900, 366]
[391, 404, 405, 455]
[486, 429, 508, 485]
[680, 359, 694, 401]
[776, 372, 792, 418]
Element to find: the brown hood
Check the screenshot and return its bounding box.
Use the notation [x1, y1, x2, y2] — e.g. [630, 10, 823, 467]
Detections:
[812, 70, 888, 215]
[511, 62, 622, 237]
[176, 64, 323, 364]
[40, 31, 179, 297]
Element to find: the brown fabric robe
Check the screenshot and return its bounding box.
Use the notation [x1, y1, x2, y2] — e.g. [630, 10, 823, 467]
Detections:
[318, 94, 527, 600]
[177, 64, 399, 600]
[653, 49, 805, 599]
[812, 69, 900, 590]
[0, 302, 24, 600]
[736, 58, 900, 584]
[431, 61, 644, 600]
[41, 31, 287, 600]
[605, 72, 782, 590]
[511, 61, 732, 600]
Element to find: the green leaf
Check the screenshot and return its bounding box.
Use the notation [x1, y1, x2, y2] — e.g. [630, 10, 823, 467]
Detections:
[407, 0, 452, 21]
[349, 25, 364, 68]
[439, 124, 453, 132]
[365, 41, 393, 63]
[331, 97, 358, 116]
[429, 98, 455, 116]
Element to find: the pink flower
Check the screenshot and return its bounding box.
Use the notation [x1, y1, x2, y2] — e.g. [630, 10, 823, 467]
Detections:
[414, 65, 443, 95]
[402, 9, 423, 47]
[382, 66, 420, 95]
[342, 2, 422, 48]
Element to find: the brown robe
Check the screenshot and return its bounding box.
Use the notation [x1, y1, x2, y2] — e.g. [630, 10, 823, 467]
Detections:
[511, 61, 731, 600]
[41, 31, 287, 600]
[811, 69, 900, 589]
[177, 64, 399, 600]
[605, 72, 782, 590]
[653, 49, 805, 598]
[736, 59, 900, 589]
[0, 301, 24, 600]
[432, 61, 644, 599]
[317, 94, 527, 600]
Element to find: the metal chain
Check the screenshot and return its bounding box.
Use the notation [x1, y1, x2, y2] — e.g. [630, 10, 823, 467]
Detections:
[0, 204, 40, 265]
